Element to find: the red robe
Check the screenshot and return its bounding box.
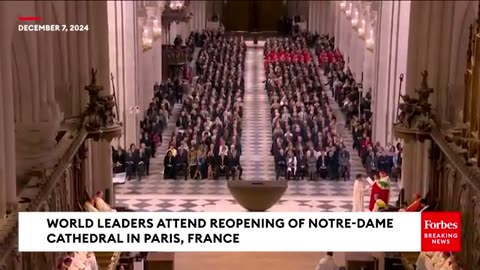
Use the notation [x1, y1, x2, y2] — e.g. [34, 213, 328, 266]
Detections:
[368, 177, 391, 211]
[406, 199, 422, 212]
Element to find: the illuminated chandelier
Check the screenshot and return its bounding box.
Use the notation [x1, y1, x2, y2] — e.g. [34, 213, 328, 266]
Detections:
[351, 9, 359, 28]
[340, 1, 347, 11]
[169, 0, 185, 10]
[345, 3, 353, 19]
[152, 19, 161, 39]
[366, 29, 375, 51]
[358, 19, 366, 38]
[142, 27, 153, 52]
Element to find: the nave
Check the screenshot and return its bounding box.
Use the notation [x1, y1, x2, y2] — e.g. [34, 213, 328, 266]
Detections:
[115, 40, 399, 212]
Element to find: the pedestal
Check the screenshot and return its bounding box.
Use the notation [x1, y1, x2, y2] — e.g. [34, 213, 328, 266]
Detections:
[91, 140, 114, 204]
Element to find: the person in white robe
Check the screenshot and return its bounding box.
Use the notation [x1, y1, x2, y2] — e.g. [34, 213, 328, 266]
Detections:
[416, 252, 434, 270]
[84, 199, 98, 212]
[94, 191, 115, 212]
[352, 174, 370, 212]
[85, 252, 98, 270]
[315, 252, 339, 270]
[67, 252, 86, 270]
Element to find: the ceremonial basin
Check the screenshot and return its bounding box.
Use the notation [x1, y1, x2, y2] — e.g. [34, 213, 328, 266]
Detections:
[227, 181, 288, 212]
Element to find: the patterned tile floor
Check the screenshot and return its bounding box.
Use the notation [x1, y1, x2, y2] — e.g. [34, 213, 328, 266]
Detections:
[240, 45, 275, 179]
[115, 44, 399, 212]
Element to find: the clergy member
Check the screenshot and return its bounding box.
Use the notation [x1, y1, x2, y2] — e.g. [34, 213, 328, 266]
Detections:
[406, 194, 424, 212]
[372, 194, 387, 212]
[368, 171, 390, 211]
[352, 174, 369, 212]
[67, 252, 86, 270]
[315, 252, 339, 270]
[85, 252, 98, 270]
[84, 199, 98, 212]
[94, 191, 113, 212]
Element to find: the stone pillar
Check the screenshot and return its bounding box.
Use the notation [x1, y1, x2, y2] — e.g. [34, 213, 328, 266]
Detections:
[401, 141, 415, 202]
[372, 0, 410, 146]
[0, 87, 6, 219]
[1, 26, 17, 214]
[308, 1, 320, 34]
[108, 0, 139, 148]
[87, 0, 114, 204]
[189, 1, 206, 31]
[14, 1, 63, 177]
[0, 1, 18, 215]
[401, 139, 430, 201]
[91, 140, 114, 204]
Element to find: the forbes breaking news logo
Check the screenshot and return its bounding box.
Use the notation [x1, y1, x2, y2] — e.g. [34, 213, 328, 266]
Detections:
[421, 212, 461, 252]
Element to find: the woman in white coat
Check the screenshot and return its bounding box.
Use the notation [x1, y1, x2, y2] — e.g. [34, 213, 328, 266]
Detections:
[352, 174, 370, 212]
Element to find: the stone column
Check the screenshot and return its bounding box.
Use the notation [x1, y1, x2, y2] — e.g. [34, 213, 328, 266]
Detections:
[308, 1, 320, 34]
[0, 1, 18, 215]
[14, 1, 63, 177]
[401, 141, 415, 202]
[1, 25, 17, 213]
[108, 0, 140, 147]
[372, 0, 393, 145]
[87, 0, 115, 204]
[0, 80, 6, 219]
[189, 1, 206, 31]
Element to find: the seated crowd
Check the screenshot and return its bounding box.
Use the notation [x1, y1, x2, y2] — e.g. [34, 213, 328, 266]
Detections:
[111, 79, 182, 181]
[265, 36, 351, 181]
[316, 35, 402, 181]
[163, 31, 246, 181]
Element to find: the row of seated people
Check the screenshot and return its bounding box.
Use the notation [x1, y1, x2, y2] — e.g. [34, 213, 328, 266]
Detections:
[195, 30, 240, 76]
[317, 35, 403, 181]
[111, 71, 192, 181]
[57, 252, 98, 270]
[265, 36, 351, 181]
[264, 40, 312, 68]
[164, 144, 242, 180]
[163, 31, 246, 180]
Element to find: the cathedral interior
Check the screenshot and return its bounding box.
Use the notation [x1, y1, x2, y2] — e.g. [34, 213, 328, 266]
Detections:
[0, 0, 479, 269]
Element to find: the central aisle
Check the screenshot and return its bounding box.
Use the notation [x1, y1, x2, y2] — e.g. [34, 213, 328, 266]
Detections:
[114, 40, 399, 212]
[241, 42, 275, 180]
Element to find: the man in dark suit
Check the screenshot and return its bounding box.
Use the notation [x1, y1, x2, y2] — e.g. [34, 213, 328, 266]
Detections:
[275, 149, 287, 180]
[228, 147, 243, 180]
[215, 151, 230, 180]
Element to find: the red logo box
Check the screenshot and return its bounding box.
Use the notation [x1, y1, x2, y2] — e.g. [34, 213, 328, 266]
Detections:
[421, 212, 461, 252]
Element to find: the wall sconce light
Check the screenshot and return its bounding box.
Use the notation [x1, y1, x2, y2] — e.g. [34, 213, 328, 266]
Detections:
[169, 0, 185, 10]
[340, 1, 347, 11]
[358, 19, 366, 38]
[152, 19, 161, 40]
[351, 9, 359, 28]
[142, 27, 153, 52]
[366, 29, 374, 51]
[345, 3, 353, 19]
[129, 106, 141, 114]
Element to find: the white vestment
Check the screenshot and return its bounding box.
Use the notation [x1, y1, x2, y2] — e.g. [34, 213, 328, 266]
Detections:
[416, 252, 434, 270]
[315, 256, 339, 270]
[352, 180, 368, 212]
[94, 197, 113, 212]
[85, 252, 98, 270]
[68, 255, 86, 270]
